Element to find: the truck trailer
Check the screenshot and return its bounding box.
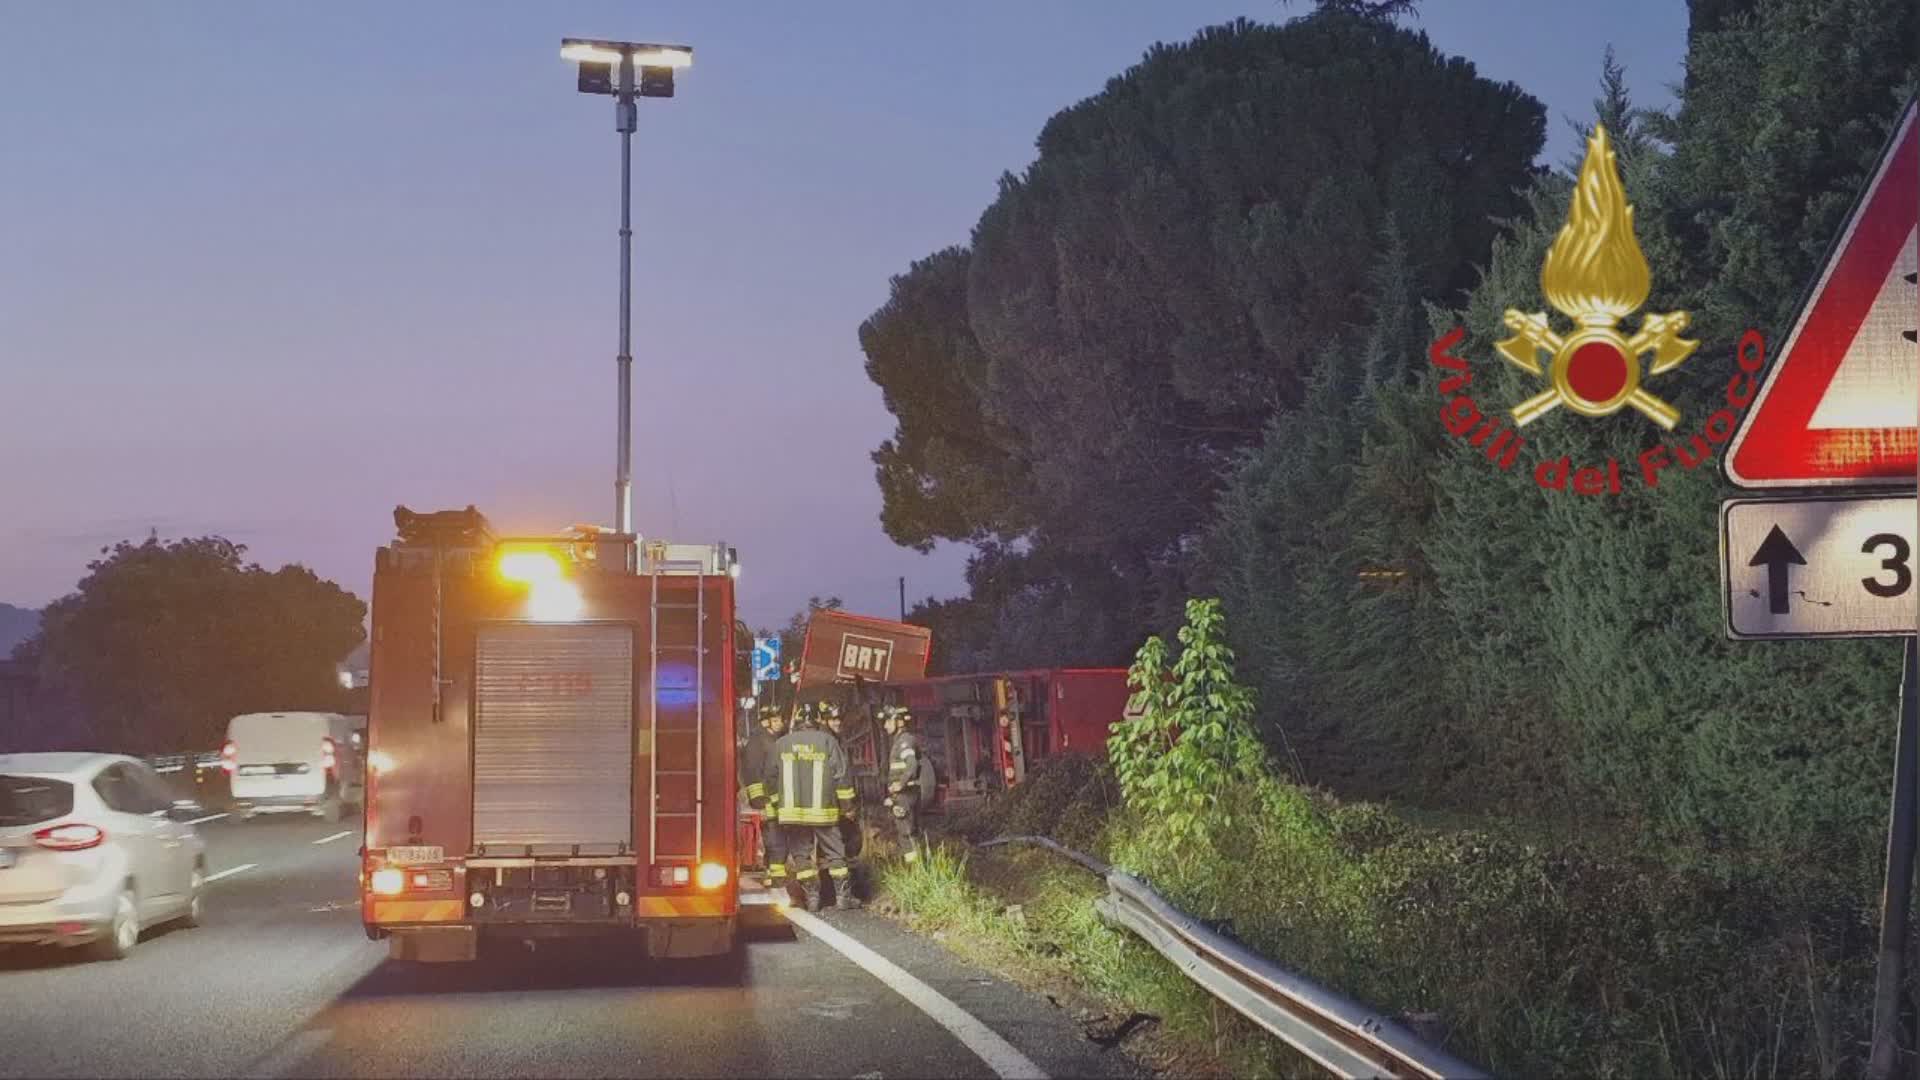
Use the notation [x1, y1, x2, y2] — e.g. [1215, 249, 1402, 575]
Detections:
[360, 507, 741, 963]
[874, 668, 1130, 803]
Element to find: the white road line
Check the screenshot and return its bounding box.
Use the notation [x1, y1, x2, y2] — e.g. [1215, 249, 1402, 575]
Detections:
[186, 812, 228, 825]
[205, 863, 256, 883]
[312, 830, 354, 845]
[786, 908, 1047, 1080]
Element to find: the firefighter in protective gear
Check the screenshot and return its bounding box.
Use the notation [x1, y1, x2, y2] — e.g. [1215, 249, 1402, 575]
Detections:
[882, 706, 936, 863]
[740, 704, 788, 890]
[818, 701, 864, 870]
[765, 703, 858, 911]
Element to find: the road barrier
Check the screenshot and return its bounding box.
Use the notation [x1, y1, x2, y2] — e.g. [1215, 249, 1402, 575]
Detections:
[980, 836, 1488, 1080]
[145, 750, 233, 808]
[146, 750, 222, 775]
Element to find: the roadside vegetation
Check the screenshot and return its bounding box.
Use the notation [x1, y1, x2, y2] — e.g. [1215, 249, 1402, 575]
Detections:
[885, 602, 1878, 1078]
[865, 1, 1920, 1076]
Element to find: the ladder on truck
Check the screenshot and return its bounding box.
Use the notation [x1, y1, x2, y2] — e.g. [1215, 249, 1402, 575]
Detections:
[647, 543, 708, 864]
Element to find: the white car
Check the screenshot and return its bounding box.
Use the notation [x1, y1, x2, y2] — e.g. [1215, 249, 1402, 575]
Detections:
[0, 753, 209, 960]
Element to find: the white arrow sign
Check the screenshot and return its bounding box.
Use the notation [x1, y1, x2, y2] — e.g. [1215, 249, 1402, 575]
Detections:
[1722, 493, 1919, 639]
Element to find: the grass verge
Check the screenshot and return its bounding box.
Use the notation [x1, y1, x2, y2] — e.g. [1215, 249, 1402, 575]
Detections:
[876, 755, 1885, 1080]
[874, 836, 1314, 1078]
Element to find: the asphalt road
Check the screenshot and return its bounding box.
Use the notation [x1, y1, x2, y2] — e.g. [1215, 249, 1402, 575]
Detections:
[0, 814, 1140, 1080]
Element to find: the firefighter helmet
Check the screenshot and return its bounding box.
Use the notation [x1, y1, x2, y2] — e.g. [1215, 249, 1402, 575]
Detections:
[792, 702, 819, 729]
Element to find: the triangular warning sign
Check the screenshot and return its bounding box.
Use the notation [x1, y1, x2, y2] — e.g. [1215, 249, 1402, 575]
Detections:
[1727, 99, 1919, 488]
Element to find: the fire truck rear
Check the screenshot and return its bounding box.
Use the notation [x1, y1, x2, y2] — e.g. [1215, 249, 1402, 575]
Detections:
[360, 507, 740, 962]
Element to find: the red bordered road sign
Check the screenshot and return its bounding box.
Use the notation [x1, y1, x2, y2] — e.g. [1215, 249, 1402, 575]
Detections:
[1726, 99, 1919, 488]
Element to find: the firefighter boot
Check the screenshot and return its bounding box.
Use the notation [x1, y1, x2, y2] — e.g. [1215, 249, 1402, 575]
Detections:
[830, 867, 859, 911]
[801, 879, 823, 913]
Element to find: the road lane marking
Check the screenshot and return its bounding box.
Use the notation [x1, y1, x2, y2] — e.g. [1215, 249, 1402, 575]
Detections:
[186, 812, 228, 825]
[206, 863, 256, 883]
[312, 830, 354, 845]
[786, 908, 1047, 1080]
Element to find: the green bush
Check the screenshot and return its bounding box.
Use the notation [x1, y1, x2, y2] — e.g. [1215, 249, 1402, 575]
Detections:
[1104, 776, 1874, 1079]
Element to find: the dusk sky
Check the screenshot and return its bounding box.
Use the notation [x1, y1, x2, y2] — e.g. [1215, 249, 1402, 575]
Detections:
[1, 2, 1685, 630]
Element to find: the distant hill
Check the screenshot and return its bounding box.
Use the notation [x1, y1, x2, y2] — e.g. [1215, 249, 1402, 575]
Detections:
[0, 604, 40, 657]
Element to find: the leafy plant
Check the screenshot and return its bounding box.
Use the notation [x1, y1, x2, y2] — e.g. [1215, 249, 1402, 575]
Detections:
[1109, 598, 1267, 842]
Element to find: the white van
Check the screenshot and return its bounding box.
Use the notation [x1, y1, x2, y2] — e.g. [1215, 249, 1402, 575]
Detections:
[223, 712, 363, 821]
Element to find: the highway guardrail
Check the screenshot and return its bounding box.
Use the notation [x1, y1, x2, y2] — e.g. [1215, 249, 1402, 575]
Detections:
[146, 750, 223, 775]
[980, 835, 1488, 1080]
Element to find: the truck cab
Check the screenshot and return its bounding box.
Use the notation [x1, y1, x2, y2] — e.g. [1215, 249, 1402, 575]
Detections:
[360, 507, 739, 962]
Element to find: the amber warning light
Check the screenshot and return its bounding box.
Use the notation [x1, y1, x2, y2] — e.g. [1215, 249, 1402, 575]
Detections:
[495, 547, 583, 622]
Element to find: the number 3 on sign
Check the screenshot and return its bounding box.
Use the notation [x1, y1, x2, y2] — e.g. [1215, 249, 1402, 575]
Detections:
[1864, 534, 1913, 598]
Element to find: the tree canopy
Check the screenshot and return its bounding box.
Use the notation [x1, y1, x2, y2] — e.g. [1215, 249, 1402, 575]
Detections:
[864, 11, 1547, 662]
[23, 535, 366, 753]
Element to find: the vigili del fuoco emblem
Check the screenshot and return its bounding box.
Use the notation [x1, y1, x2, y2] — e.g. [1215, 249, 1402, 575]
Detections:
[1496, 125, 1697, 430]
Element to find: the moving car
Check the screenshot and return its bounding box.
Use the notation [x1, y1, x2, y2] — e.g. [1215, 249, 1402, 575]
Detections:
[223, 711, 363, 821]
[0, 752, 208, 960]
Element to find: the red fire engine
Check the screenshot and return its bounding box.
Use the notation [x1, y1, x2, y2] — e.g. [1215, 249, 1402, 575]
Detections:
[359, 507, 740, 962]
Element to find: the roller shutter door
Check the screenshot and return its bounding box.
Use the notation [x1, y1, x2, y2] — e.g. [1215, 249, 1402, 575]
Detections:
[473, 623, 633, 850]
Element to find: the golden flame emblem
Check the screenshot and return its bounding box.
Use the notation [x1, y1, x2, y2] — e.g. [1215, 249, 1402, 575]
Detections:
[1498, 125, 1696, 428]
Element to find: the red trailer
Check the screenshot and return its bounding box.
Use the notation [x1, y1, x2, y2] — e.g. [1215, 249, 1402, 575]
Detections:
[360, 508, 740, 962]
[876, 668, 1130, 800]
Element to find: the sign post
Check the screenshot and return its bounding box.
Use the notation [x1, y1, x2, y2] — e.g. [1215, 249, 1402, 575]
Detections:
[1869, 97, 1920, 1080]
[1869, 639, 1919, 1080]
[1718, 97, 1919, 1080]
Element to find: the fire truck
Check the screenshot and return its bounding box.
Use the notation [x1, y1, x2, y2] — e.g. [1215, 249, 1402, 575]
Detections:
[359, 506, 741, 963]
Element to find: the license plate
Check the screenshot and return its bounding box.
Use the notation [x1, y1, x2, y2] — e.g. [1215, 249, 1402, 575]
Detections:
[237, 765, 276, 776]
[384, 846, 443, 865]
[0, 849, 14, 869]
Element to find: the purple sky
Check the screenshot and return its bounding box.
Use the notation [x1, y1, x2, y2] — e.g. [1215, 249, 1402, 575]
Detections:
[0, 2, 1684, 629]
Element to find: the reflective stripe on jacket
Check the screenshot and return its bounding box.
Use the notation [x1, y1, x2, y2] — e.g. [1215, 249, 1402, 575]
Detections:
[768, 728, 851, 825]
[888, 732, 936, 802]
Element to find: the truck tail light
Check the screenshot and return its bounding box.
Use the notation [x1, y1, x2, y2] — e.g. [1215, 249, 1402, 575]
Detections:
[321, 736, 337, 778]
[221, 741, 237, 774]
[649, 864, 691, 888]
[34, 824, 105, 851]
[369, 868, 406, 896]
[695, 862, 728, 890]
[408, 870, 453, 892]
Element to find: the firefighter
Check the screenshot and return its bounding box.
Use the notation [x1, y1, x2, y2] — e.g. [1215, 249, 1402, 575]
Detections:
[881, 706, 936, 863]
[766, 702, 858, 911]
[740, 704, 788, 892]
[819, 701, 864, 871]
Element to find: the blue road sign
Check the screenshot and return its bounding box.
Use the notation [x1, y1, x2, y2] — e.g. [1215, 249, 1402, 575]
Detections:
[752, 637, 781, 682]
